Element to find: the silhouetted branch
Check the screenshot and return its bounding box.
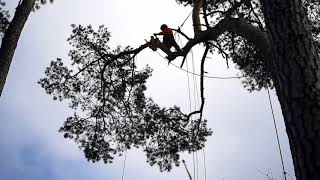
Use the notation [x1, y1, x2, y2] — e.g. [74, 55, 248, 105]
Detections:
[101, 42, 149, 76]
[186, 110, 201, 121]
[167, 18, 271, 70]
[203, 0, 210, 29]
[173, 28, 191, 41]
[199, 44, 209, 120]
[247, 1, 264, 30]
[193, 43, 209, 139]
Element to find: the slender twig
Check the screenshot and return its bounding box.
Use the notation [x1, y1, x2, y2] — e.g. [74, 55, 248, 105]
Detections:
[182, 160, 193, 180]
[180, 54, 188, 68]
[206, 10, 226, 16]
[247, 1, 264, 30]
[211, 42, 229, 68]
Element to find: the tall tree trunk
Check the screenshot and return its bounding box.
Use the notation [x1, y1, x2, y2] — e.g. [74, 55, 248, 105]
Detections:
[0, 0, 36, 96]
[192, 0, 203, 35]
[260, 0, 320, 179]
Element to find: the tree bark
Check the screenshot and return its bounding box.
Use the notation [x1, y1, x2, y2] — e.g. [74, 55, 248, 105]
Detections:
[192, 0, 204, 35]
[0, 0, 36, 96]
[260, 0, 320, 179]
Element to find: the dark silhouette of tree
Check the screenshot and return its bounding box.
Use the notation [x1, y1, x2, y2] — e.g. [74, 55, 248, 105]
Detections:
[39, 24, 212, 171]
[39, 0, 320, 179]
[0, 0, 54, 96]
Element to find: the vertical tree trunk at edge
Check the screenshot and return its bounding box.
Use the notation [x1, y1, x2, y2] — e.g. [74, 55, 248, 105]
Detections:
[260, 0, 320, 179]
[192, 0, 204, 35]
[0, 0, 36, 96]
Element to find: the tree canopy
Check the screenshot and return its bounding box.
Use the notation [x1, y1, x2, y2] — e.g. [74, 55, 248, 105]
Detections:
[39, 24, 211, 171]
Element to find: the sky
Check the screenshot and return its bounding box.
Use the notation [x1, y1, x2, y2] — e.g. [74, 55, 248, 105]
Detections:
[0, 0, 296, 180]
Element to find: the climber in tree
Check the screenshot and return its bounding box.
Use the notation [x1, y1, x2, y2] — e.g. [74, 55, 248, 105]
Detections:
[153, 24, 181, 54]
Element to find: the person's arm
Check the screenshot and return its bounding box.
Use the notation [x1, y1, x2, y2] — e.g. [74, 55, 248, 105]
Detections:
[154, 28, 172, 36]
[154, 31, 163, 36]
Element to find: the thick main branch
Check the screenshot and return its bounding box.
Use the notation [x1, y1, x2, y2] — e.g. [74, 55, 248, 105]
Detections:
[169, 18, 272, 69]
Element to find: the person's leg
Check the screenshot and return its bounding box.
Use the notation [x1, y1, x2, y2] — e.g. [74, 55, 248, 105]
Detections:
[173, 41, 181, 51]
[167, 39, 180, 52]
[158, 42, 172, 55]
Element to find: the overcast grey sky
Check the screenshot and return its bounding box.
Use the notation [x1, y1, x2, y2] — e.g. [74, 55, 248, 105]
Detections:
[0, 0, 295, 180]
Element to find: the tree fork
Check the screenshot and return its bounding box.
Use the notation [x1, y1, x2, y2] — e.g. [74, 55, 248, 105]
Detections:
[169, 18, 272, 71]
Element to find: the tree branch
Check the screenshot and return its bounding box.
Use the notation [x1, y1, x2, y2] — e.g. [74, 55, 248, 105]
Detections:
[193, 43, 209, 138]
[101, 42, 149, 76]
[168, 18, 272, 70]
[173, 29, 191, 41]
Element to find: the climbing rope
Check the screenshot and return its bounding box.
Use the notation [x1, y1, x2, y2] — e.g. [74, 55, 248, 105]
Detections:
[179, 32, 202, 180]
[176, 31, 198, 180]
[267, 88, 287, 180]
[121, 149, 128, 180]
[202, 148, 207, 180]
[196, 152, 199, 180]
[184, 50, 196, 180]
[176, 63, 241, 79]
[190, 49, 200, 180]
[190, 50, 200, 110]
[179, 9, 193, 29]
[192, 152, 196, 180]
[154, 50, 241, 79]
